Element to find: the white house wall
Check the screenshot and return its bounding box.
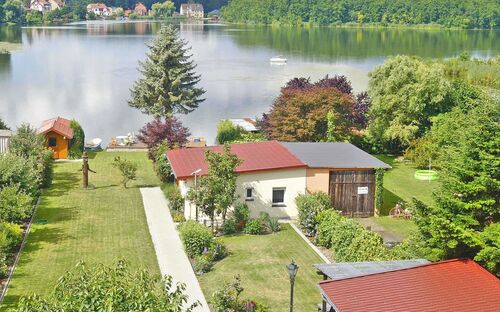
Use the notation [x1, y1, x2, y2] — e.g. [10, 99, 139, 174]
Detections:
[180, 168, 307, 220]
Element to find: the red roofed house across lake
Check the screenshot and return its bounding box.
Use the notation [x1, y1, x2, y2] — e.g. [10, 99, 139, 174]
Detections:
[37, 117, 74, 159]
[167, 141, 390, 220]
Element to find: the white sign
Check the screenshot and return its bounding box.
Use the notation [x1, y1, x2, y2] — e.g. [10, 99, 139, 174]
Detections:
[357, 186, 369, 195]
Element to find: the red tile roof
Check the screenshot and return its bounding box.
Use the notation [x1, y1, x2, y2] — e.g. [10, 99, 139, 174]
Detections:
[37, 117, 74, 139]
[166, 141, 306, 180]
[319, 259, 500, 312]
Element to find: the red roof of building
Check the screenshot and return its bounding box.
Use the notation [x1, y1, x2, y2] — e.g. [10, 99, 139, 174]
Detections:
[37, 117, 74, 139]
[319, 259, 500, 312]
[166, 141, 306, 180]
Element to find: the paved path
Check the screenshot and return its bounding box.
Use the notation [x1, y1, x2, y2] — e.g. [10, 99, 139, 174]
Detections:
[140, 187, 210, 312]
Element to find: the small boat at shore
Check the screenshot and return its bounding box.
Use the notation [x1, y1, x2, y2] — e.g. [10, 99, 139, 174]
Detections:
[84, 138, 102, 150]
[270, 55, 287, 64]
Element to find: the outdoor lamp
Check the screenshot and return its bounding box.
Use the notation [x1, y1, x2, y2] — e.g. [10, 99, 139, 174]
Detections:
[287, 260, 299, 312]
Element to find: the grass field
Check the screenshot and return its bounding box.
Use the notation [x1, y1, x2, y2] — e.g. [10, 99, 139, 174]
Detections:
[198, 224, 324, 312]
[2, 152, 160, 309]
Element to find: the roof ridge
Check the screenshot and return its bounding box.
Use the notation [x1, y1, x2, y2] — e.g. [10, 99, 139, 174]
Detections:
[318, 259, 473, 284]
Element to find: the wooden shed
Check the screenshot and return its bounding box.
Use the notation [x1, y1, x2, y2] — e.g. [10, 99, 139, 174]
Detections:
[0, 130, 13, 154]
[37, 117, 74, 159]
[282, 142, 391, 217]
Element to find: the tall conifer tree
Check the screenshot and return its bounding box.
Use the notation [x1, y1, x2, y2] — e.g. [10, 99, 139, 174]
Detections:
[129, 25, 205, 116]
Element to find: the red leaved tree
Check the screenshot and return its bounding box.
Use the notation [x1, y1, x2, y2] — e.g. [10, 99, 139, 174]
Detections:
[137, 117, 190, 158]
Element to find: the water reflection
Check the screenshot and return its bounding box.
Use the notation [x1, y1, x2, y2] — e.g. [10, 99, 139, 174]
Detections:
[0, 22, 498, 144]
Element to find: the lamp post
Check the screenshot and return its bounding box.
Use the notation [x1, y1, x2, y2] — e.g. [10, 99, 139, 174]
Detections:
[287, 260, 299, 312]
[191, 168, 201, 221]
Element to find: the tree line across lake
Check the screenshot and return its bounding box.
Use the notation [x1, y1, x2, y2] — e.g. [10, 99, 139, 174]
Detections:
[222, 0, 500, 29]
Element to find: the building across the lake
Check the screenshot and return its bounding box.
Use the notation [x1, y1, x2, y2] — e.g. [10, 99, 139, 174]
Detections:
[37, 117, 74, 159]
[30, 0, 64, 12]
[86, 3, 110, 16]
[167, 141, 390, 220]
[180, 3, 204, 18]
[317, 259, 500, 312]
[134, 2, 148, 16]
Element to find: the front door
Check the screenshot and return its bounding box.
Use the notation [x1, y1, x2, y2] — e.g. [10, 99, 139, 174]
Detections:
[329, 170, 375, 217]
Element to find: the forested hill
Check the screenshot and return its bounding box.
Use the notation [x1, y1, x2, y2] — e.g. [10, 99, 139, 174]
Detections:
[221, 0, 500, 29]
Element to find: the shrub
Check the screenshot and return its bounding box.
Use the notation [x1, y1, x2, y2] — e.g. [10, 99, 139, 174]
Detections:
[68, 120, 85, 159]
[0, 222, 23, 252]
[267, 217, 281, 233]
[216, 120, 245, 144]
[208, 241, 228, 261]
[316, 210, 343, 247]
[257, 212, 280, 233]
[296, 192, 332, 236]
[0, 253, 8, 279]
[221, 220, 237, 235]
[8, 123, 44, 159]
[165, 186, 184, 213]
[0, 186, 33, 223]
[172, 212, 185, 223]
[211, 276, 269, 312]
[38, 149, 54, 188]
[137, 117, 190, 159]
[244, 219, 262, 235]
[193, 254, 213, 275]
[112, 157, 137, 188]
[178, 220, 213, 258]
[153, 141, 173, 181]
[233, 203, 250, 229]
[0, 153, 40, 197]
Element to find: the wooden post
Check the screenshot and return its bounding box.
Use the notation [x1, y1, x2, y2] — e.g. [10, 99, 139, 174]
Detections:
[82, 151, 89, 189]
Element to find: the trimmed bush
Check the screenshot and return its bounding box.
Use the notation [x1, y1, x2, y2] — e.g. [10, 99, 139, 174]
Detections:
[0, 186, 33, 223]
[0, 153, 40, 197]
[296, 192, 332, 236]
[178, 220, 213, 258]
[0, 222, 23, 252]
[316, 210, 343, 248]
[153, 141, 173, 182]
[244, 219, 262, 235]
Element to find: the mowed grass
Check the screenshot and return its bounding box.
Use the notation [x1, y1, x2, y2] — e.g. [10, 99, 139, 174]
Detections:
[198, 224, 324, 312]
[2, 152, 160, 309]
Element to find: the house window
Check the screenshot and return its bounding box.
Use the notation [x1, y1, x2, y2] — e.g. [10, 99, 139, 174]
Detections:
[272, 187, 286, 206]
[48, 137, 57, 147]
[245, 187, 254, 201]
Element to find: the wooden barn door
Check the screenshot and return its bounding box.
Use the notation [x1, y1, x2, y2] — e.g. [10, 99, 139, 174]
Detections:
[329, 170, 375, 217]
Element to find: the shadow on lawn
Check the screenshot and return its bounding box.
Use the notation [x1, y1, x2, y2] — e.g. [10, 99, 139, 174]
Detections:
[45, 171, 80, 197]
[381, 188, 404, 216]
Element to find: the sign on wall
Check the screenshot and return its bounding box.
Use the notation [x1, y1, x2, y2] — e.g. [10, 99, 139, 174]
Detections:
[357, 186, 369, 195]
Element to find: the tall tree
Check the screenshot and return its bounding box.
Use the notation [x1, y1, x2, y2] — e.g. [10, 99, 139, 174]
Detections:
[129, 25, 205, 117]
[367, 56, 451, 152]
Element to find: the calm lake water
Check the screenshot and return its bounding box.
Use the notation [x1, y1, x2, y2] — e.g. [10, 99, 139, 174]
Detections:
[0, 21, 499, 144]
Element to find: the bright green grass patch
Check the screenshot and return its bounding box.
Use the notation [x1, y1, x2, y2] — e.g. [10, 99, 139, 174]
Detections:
[198, 224, 324, 312]
[2, 152, 160, 309]
[371, 216, 418, 239]
[376, 155, 439, 215]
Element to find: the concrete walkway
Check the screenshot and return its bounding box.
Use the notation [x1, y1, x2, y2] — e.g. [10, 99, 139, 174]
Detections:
[140, 187, 209, 312]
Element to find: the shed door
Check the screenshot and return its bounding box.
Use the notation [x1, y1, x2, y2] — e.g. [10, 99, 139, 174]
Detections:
[329, 170, 375, 217]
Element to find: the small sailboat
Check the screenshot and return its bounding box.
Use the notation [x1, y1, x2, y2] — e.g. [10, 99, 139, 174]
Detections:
[84, 138, 102, 150]
[270, 55, 287, 64]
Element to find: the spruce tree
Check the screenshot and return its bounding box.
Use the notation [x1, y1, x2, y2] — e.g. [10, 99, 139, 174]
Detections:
[129, 25, 205, 116]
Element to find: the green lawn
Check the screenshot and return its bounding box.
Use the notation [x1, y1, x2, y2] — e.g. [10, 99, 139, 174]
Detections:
[2, 152, 160, 309]
[198, 224, 324, 312]
[376, 155, 439, 215]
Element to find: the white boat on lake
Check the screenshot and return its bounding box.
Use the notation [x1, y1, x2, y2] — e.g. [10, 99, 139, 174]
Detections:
[270, 55, 287, 64]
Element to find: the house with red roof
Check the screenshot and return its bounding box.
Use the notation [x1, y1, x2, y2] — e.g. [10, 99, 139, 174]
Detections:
[167, 141, 390, 220]
[37, 117, 74, 159]
[316, 259, 500, 312]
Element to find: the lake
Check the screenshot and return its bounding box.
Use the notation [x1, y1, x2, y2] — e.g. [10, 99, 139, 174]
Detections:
[0, 21, 498, 144]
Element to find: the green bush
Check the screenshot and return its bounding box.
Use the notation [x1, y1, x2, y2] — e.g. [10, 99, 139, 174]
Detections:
[0, 186, 33, 223]
[0, 253, 8, 279]
[296, 192, 332, 236]
[233, 203, 250, 230]
[172, 212, 185, 223]
[221, 219, 237, 235]
[244, 219, 262, 235]
[316, 210, 343, 247]
[165, 186, 184, 213]
[216, 120, 244, 144]
[153, 142, 173, 181]
[211, 276, 269, 312]
[68, 120, 85, 159]
[193, 254, 213, 275]
[267, 217, 281, 233]
[0, 153, 40, 197]
[38, 149, 54, 188]
[178, 220, 213, 258]
[0, 222, 23, 252]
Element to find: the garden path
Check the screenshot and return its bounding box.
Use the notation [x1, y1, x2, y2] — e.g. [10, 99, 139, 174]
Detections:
[140, 187, 209, 312]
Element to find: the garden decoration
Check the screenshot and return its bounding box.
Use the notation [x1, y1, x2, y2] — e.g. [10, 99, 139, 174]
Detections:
[81, 151, 96, 189]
